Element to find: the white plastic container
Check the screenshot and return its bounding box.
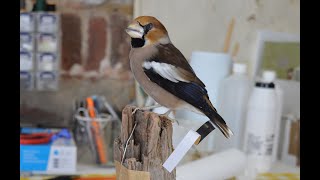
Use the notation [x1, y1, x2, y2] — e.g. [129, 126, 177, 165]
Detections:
[20, 32, 34, 52]
[175, 51, 232, 152]
[20, 12, 35, 32]
[37, 12, 60, 33]
[214, 63, 252, 152]
[36, 71, 59, 91]
[20, 71, 34, 91]
[20, 51, 34, 71]
[243, 70, 278, 178]
[37, 52, 59, 71]
[37, 33, 59, 53]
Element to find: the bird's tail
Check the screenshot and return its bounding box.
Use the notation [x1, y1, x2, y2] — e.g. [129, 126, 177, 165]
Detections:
[202, 97, 234, 139]
[208, 111, 234, 139]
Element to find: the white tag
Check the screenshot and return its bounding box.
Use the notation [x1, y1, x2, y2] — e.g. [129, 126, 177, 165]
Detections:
[163, 130, 200, 173]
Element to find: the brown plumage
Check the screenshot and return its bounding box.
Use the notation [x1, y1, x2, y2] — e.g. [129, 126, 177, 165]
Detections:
[126, 16, 233, 139]
[133, 16, 168, 43]
[151, 43, 206, 87]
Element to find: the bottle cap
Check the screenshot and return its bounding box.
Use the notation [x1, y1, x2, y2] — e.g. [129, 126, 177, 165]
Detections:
[262, 70, 276, 83]
[232, 63, 247, 74]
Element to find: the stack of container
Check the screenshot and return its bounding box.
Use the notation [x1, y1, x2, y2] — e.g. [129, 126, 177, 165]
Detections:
[20, 11, 60, 91]
[20, 12, 35, 91]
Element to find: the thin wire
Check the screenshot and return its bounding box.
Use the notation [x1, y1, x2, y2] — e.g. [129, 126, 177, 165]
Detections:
[121, 122, 137, 165]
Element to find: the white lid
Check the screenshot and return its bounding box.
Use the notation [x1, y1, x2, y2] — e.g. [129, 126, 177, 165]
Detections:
[262, 70, 276, 83]
[232, 63, 247, 74]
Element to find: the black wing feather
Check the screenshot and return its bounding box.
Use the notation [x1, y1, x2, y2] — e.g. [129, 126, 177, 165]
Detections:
[144, 67, 212, 114]
[144, 67, 230, 138]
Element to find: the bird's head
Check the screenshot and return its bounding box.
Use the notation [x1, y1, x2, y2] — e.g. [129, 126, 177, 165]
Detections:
[125, 16, 170, 48]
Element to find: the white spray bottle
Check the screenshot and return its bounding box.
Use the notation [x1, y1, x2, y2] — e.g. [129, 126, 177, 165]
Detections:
[243, 70, 278, 178]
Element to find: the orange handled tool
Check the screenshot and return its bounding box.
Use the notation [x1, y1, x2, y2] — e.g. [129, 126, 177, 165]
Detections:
[86, 97, 107, 164]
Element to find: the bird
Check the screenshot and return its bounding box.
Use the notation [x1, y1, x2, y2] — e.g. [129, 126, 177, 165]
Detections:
[125, 16, 233, 139]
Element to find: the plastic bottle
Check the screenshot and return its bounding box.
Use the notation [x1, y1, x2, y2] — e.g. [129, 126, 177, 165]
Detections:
[243, 70, 278, 178]
[215, 62, 252, 152]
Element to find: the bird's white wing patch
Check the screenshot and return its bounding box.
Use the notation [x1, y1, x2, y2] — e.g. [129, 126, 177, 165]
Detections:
[143, 61, 189, 83]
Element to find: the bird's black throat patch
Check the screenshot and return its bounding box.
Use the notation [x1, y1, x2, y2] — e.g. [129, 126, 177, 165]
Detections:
[131, 38, 145, 48]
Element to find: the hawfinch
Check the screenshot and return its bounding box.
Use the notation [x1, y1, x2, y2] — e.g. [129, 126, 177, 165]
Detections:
[125, 16, 233, 139]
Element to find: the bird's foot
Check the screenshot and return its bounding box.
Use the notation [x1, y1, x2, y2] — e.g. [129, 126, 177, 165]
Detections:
[131, 104, 162, 115]
[166, 116, 180, 125]
[160, 110, 180, 125]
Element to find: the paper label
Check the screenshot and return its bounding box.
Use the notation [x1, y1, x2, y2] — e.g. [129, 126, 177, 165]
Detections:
[246, 133, 274, 156]
[47, 146, 76, 173]
[163, 130, 200, 173]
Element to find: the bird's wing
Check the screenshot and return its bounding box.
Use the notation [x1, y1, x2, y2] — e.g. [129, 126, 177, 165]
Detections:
[143, 43, 217, 113]
[146, 43, 206, 87]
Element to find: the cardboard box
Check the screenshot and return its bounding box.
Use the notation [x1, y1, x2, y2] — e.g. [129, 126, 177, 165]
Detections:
[20, 128, 77, 174]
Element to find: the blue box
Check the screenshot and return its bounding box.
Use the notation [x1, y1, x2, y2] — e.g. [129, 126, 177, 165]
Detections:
[20, 128, 77, 174]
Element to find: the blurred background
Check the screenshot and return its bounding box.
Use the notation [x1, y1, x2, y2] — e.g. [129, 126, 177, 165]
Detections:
[20, 0, 300, 179]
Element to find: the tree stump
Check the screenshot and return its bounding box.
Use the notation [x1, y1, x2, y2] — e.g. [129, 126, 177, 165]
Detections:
[114, 105, 176, 180]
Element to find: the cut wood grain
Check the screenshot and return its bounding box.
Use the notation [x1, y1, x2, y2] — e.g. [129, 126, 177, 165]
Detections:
[114, 105, 176, 180]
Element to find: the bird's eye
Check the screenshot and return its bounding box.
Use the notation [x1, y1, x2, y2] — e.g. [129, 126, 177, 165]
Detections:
[144, 23, 153, 34]
[146, 23, 153, 30]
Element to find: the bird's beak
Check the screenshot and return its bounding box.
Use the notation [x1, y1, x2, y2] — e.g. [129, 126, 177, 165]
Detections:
[126, 22, 144, 39]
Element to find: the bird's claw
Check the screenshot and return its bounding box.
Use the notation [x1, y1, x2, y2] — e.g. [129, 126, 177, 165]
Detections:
[160, 114, 180, 125]
[173, 118, 180, 125]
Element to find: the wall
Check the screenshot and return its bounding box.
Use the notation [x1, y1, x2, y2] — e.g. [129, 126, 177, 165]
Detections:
[133, 0, 300, 75]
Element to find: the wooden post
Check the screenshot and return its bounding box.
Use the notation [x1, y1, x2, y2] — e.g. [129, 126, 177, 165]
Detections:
[114, 105, 176, 180]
